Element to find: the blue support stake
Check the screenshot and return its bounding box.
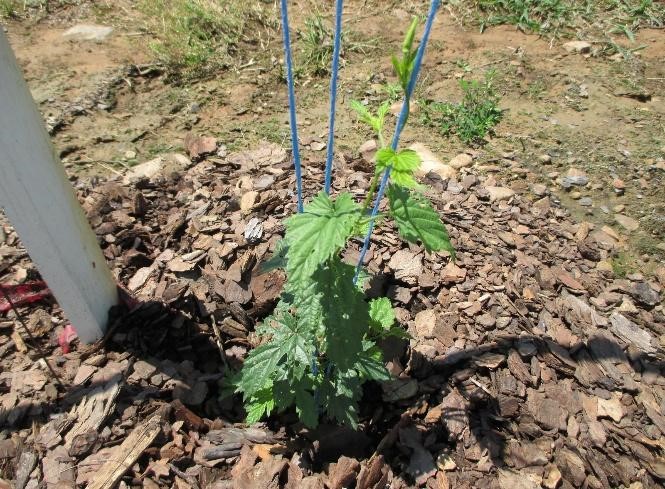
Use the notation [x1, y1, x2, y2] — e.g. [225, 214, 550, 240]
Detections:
[280, 0, 304, 213]
[354, 0, 441, 283]
[324, 0, 344, 194]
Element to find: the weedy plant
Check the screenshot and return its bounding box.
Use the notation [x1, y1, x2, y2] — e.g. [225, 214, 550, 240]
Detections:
[232, 5, 454, 428]
[420, 70, 502, 145]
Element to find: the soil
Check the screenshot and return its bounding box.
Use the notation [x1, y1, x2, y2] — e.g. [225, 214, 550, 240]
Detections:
[1, 1, 664, 488]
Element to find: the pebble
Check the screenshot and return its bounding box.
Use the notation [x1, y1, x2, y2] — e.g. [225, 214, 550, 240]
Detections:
[538, 154, 552, 164]
[613, 204, 625, 213]
[449, 153, 474, 169]
[563, 40, 592, 54]
[613, 178, 625, 195]
[614, 214, 639, 232]
[579, 197, 593, 207]
[531, 184, 548, 197]
[570, 191, 581, 200]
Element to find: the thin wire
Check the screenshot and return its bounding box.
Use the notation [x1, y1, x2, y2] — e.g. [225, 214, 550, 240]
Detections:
[353, 0, 441, 283]
[324, 0, 344, 194]
[280, 0, 304, 213]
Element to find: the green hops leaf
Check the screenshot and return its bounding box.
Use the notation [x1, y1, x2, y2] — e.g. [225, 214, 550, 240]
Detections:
[355, 349, 391, 382]
[235, 342, 282, 398]
[321, 371, 361, 428]
[285, 192, 360, 284]
[350, 100, 391, 138]
[245, 388, 275, 424]
[375, 148, 421, 188]
[369, 297, 395, 330]
[257, 239, 288, 274]
[295, 388, 318, 428]
[313, 258, 370, 371]
[387, 184, 456, 256]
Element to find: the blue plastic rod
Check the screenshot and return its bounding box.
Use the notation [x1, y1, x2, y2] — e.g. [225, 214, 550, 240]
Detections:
[280, 0, 304, 213]
[354, 0, 441, 283]
[323, 0, 344, 194]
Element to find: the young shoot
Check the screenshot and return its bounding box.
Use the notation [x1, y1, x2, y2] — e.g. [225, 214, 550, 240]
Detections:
[232, 13, 453, 429]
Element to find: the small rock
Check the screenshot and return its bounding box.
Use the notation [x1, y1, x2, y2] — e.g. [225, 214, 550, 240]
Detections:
[613, 178, 625, 195]
[538, 154, 552, 164]
[531, 183, 548, 197]
[184, 134, 217, 159]
[579, 197, 593, 207]
[63, 24, 113, 41]
[123, 153, 190, 184]
[563, 40, 592, 54]
[614, 214, 639, 231]
[410, 143, 457, 180]
[485, 186, 515, 202]
[358, 140, 377, 163]
[630, 282, 660, 306]
[448, 153, 473, 169]
[613, 204, 625, 213]
[570, 191, 582, 200]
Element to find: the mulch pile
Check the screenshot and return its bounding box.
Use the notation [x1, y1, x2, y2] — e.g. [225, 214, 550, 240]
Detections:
[1, 135, 664, 489]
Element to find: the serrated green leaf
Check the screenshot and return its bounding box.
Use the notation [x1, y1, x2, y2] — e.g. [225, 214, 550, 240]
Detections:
[376, 148, 421, 188]
[235, 342, 282, 398]
[321, 371, 361, 428]
[245, 388, 275, 424]
[257, 239, 288, 274]
[355, 350, 391, 382]
[390, 170, 419, 188]
[313, 258, 370, 371]
[295, 388, 319, 428]
[392, 149, 421, 172]
[285, 192, 360, 284]
[369, 297, 395, 330]
[387, 184, 456, 256]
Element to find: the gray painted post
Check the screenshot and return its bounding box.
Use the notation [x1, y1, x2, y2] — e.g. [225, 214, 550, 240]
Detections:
[0, 29, 117, 342]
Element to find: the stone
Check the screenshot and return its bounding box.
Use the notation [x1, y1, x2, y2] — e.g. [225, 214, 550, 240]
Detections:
[409, 143, 457, 180]
[613, 178, 625, 194]
[538, 154, 552, 164]
[486, 186, 515, 202]
[531, 183, 548, 197]
[123, 153, 190, 184]
[614, 214, 639, 231]
[448, 153, 473, 169]
[63, 24, 113, 41]
[184, 134, 217, 159]
[629, 282, 660, 306]
[563, 40, 592, 54]
[358, 139, 377, 163]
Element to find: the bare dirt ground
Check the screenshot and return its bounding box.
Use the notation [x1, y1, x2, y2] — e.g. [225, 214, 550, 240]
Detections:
[1, 1, 665, 488]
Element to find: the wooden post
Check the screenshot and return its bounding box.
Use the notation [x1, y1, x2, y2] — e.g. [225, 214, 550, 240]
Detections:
[0, 30, 117, 343]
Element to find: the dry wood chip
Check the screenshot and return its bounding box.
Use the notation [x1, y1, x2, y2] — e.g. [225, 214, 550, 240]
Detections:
[87, 414, 162, 489]
[439, 389, 469, 440]
[327, 456, 361, 489]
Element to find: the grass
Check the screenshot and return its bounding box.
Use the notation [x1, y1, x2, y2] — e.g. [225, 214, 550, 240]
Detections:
[0, 0, 18, 18]
[448, 0, 665, 41]
[420, 70, 503, 145]
[139, 0, 276, 80]
[610, 251, 637, 278]
[297, 14, 374, 77]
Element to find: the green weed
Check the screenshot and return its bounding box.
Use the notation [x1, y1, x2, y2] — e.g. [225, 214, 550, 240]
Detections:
[297, 14, 374, 77]
[420, 70, 503, 145]
[0, 0, 18, 18]
[610, 251, 636, 278]
[139, 0, 276, 79]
